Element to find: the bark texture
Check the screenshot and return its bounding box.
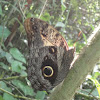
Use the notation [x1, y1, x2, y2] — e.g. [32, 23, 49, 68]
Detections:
[49, 24, 100, 100]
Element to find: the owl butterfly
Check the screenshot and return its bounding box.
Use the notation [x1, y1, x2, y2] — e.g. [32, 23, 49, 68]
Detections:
[24, 18, 74, 91]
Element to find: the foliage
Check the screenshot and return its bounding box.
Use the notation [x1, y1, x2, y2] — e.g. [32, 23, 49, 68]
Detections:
[0, 0, 100, 100]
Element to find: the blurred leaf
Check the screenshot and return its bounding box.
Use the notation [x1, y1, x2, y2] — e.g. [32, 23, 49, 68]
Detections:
[55, 22, 65, 27]
[74, 42, 85, 52]
[26, 12, 32, 18]
[0, 62, 9, 71]
[35, 91, 46, 100]
[0, 26, 10, 39]
[12, 80, 34, 96]
[82, 33, 87, 43]
[91, 88, 99, 97]
[78, 89, 91, 95]
[88, 77, 100, 96]
[0, 5, 3, 16]
[79, 88, 99, 97]
[93, 72, 100, 79]
[0, 95, 4, 100]
[0, 48, 6, 58]
[11, 61, 26, 73]
[40, 12, 51, 22]
[97, 86, 100, 97]
[90, 24, 94, 30]
[0, 81, 12, 92]
[71, 0, 78, 11]
[61, 0, 66, 12]
[3, 93, 17, 100]
[10, 48, 26, 63]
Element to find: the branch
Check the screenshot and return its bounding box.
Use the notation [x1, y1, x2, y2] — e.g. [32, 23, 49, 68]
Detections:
[49, 24, 100, 100]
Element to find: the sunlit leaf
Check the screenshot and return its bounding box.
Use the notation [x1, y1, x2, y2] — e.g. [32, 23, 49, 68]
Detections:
[93, 72, 100, 79]
[88, 77, 100, 96]
[97, 86, 100, 97]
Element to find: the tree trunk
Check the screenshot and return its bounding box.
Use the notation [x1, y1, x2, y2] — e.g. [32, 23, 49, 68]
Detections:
[49, 24, 100, 100]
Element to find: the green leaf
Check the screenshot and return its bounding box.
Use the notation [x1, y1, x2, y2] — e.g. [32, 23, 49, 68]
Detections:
[40, 12, 51, 22]
[88, 76, 100, 96]
[82, 33, 87, 43]
[61, 0, 66, 12]
[93, 72, 100, 79]
[12, 80, 34, 96]
[11, 61, 26, 73]
[55, 22, 65, 27]
[3, 93, 17, 100]
[79, 88, 99, 97]
[0, 48, 6, 58]
[26, 12, 32, 18]
[20, 71, 27, 76]
[10, 48, 26, 63]
[0, 62, 9, 71]
[91, 88, 99, 97]
[35, 91, 46, 100]
[5, 52, 14, 64]
[0, 81, 12, 92]
[0, 95, 4, 100]
[90, 24, 94, 30]
[0, 5, 3, 16]
[0, 26, 10, 39]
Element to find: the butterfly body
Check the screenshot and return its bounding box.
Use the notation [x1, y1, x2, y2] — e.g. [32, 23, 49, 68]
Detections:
[24, 18, 74, 91]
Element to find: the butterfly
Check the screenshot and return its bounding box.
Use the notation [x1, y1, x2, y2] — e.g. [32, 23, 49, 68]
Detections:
[24, 18, 74, 91]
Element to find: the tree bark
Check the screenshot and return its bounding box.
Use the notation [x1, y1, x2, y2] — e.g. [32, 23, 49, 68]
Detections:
[49, 24, 100, 100]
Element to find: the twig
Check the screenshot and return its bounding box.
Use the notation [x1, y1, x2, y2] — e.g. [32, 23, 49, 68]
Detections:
[65, 1, 71, 25]
[79, 89, 99, 100]
[0, 75, 26, 81]
[39, 0, 48, 18]
[0, 87, 34, 100]
[4, 80, 24, 96]
[76, 91, 100, 100]
[18, 0, 26, 19]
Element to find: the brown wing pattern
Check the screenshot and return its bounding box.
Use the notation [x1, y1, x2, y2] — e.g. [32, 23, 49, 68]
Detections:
[24, 18, 69, 50]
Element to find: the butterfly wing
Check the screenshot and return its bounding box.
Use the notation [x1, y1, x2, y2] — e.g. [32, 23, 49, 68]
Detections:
[24, 18, 74, 91]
